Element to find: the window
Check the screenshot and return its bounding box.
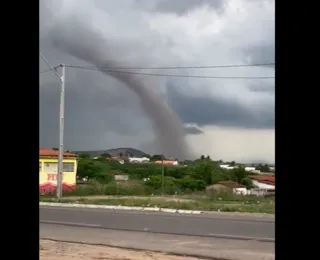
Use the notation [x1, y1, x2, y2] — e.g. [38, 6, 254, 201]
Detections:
[63, 162, 75, 172]
[43, 162, 75, 173]
[43, 162, 58, 173]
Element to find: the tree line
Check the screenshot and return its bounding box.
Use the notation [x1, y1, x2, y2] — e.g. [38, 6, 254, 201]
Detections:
[76, 153, 255, 194]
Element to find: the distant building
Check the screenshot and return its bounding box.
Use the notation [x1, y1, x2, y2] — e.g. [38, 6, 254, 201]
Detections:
[114, 175, 129, 181]
[244, 167, 256, 172]
[129, 157, 150, 163]
[154, 160, 179, 165]
[219, 181, 248, 195]
[249, 188, 274, 196]
[206, 181, 248, 195]
[219, 164, 235, 170]
[251, 170, 261, 174]
[249, 175, 275, 190]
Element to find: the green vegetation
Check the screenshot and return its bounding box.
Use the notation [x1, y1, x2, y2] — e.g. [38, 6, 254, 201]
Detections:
[74, 153, 255, 195]
[40, 153, 275, 214]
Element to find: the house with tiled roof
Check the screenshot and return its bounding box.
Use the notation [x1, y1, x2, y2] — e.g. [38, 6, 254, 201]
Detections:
[39, 148, 78, 194]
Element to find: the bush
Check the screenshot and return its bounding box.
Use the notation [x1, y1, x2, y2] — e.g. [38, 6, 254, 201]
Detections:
[175, 176, 206, 191]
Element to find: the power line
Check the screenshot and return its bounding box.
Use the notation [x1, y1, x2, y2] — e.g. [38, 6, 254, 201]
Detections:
[65, 63, 275, 71]
[39, 53, 62, 81]
[40, 65, 61, 76]
[66, 65, 274, 79]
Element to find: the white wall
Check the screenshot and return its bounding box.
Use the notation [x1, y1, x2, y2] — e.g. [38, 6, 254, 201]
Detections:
[233, 187, 248, 195]
[251, 170, 261, 174]
[220, 165, 235, 170]
[252, 180, 275, 190]
[245, 167, 256, 172]
[249, 188, 267, 196]
[129, 157, 150, 163]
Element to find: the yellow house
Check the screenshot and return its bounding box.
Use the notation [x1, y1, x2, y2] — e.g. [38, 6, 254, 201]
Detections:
[39, 148, 78, 194]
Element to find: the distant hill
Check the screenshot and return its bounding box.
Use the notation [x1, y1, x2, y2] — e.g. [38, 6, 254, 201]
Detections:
[73, 148, 150, 158]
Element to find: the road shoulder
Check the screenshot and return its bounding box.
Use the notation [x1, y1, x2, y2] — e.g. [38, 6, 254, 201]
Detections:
[40, 223, 274, 260]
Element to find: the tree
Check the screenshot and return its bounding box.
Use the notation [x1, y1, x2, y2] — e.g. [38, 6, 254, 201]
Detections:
[78, 153, 90, 159]
[150, 154, 165, 161]
[77, 158, 103, 180]
[256, 164, 270, 172]
[176, 176, 205, 191]
[100, 152, 111, 158]
[92, 172, 114, 184]
[240, 177, 254, 189]
[145, 175, 177, 191]
[211, 168, 228, 184]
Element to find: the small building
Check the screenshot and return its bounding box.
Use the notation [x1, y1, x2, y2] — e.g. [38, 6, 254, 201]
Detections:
[251, 170, 261, 174]
[206, 181, 248, 195]
[129, 157, 150, 163]
[249, 175, 275, 189]
[154, 160, 179, 165]
[219, 164, 235, 170]
[39, 148, 78, 194]
[114, 174, 129, 181]
[244, 167, 256, 172]
[249, 188, 275, 196]
[218, 181, 248, 195]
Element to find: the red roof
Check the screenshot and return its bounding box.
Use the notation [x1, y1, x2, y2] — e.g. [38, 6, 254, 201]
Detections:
[249, 175, 275, 185]
[39, 148, 77, 158]
[154, 160, 177, 165]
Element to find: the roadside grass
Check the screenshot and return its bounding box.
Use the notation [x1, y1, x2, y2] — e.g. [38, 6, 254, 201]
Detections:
[40, 196, 274, 214]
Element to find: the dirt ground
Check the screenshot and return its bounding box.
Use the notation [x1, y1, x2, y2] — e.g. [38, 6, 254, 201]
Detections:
[40, 240, 201, 260]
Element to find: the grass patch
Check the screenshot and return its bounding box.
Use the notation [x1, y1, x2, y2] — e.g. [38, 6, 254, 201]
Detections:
[40, 196, 274, 214]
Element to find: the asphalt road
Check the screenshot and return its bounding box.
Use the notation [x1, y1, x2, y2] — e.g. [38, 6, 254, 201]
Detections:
[40, 206, 274, 241]
[40, 223, 275, 260]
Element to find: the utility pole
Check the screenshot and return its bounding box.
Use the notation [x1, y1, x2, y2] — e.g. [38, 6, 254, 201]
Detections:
[56, 64, 66, 201]
[161, 154, 164, 194]
[39, 53, 65, 201]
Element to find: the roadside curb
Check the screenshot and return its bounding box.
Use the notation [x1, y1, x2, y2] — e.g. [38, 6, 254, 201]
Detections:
[39, 202, 203, 214]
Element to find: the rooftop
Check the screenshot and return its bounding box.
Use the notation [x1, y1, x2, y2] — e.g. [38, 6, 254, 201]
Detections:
[249, 175, 275, 185]
[154, 160, 178, 165]
[39, 148, 77, 158]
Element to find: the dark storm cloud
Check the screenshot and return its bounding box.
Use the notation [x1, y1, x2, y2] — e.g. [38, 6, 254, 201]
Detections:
[184, 126, 204, 135]
[152, 0, 225, 15]
[167, 87, 274, 129]
[245, 44, 275, 65]
[248, 81, 275, 93]
[40, 0, 274, 157]
[40, 68, 150, 149]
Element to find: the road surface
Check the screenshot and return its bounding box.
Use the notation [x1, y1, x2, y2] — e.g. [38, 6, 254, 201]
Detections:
[40, 206, 274, 241]
[40, 223, 275, 260]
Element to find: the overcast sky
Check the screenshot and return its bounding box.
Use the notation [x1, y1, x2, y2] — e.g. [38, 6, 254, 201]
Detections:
[40, 0, 275, 163]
